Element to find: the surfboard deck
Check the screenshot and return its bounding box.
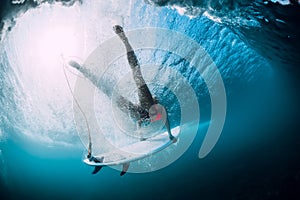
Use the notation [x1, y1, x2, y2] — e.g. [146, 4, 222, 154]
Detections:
[83, 126, 180, 166]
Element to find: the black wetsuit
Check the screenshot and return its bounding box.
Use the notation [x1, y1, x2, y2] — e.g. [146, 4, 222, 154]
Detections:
[113, 25, 155, 124]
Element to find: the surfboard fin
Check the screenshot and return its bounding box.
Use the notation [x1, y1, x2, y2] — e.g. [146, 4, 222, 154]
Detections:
[92, 166, 103, 174]
[120, 163, 130, 176]
[91, 156, 104, 175]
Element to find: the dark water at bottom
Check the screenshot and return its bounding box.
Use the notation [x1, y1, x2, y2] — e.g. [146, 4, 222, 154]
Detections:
[1, 69, 299, 200]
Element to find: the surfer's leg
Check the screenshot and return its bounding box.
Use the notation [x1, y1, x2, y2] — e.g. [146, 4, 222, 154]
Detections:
[113, 25, 154, 110]
[115, 95, 142, 121]
[115, 94, 148, 140]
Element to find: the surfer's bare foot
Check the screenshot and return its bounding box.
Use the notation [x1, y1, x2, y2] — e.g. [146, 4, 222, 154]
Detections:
[68, 60, 81, 70]
[113, 25, 124, 34]
[113, 25, 127, 43]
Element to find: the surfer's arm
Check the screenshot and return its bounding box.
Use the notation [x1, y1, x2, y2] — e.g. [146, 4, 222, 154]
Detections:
[164, 110, 176, 142]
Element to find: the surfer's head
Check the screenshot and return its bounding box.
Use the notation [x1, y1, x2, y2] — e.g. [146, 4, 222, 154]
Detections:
[149, 104, 163, 122]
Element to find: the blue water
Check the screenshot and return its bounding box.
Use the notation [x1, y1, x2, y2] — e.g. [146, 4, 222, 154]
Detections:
[0, 0, 300, 199]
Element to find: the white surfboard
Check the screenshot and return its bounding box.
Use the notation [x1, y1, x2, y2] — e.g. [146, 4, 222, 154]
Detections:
[83, 126, 180, 167]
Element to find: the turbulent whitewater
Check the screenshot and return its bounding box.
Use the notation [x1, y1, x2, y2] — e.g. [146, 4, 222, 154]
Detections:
[0, 0, 277, 148]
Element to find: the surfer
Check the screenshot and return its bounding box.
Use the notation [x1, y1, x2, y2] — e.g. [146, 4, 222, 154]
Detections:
[67, 26, 176, 175]
[68, 26, 176, 142]
[113, 25, 176, 142]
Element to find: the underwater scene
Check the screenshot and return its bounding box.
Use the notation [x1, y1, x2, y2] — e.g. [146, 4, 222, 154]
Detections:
[0, 0, 299, 199]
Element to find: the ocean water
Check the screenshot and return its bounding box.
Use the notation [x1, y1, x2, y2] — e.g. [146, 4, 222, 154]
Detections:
[0, 0, 299, 199]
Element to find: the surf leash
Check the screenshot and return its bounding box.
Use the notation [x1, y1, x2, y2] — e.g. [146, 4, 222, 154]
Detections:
[61, 56, 93, 158]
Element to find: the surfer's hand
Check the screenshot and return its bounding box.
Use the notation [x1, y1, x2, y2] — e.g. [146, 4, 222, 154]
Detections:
[169, 135, 177, 143]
